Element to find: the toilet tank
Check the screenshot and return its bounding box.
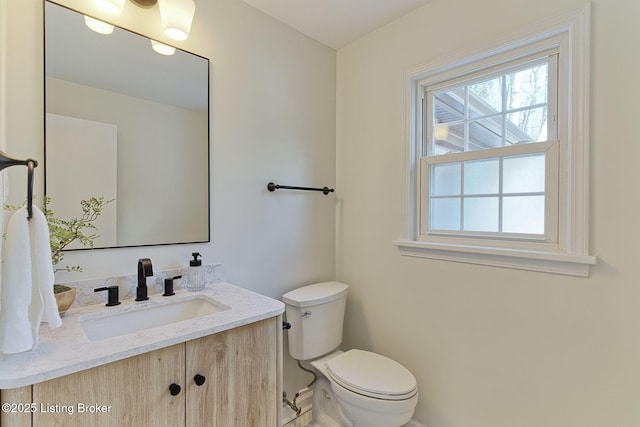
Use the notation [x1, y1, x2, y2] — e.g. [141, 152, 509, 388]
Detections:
[282, 282, 349, 361]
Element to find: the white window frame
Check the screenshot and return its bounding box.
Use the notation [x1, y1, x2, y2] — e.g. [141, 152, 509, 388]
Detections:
[395, 4, 595, 277]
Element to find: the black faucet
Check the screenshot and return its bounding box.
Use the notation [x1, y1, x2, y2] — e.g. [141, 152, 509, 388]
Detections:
[136, 258, 153, 301]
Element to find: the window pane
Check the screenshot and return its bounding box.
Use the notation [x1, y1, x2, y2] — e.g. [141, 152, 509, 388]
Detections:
[433, 123, 464, 155]
[434, 87, 465, 121]
[430, 198, 461, 230]
[430, 162, 461, 196]
[464, 158, 499, 195]
[469, 76, 502, 117]
[428, 59, 551, 156]
[433, 87, 465, 156]
[503, 154, 545, 193]
[505, 63, 548, 110]
[464, 197, 499, 232]
[506, 107, 548, 143]
[502, 195, 544, 234]
[468, 117, 502, 150]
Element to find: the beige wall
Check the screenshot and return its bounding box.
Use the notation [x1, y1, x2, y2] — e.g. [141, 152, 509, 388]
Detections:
[336, 0, 640, 425]
[1, 0, 336, 395]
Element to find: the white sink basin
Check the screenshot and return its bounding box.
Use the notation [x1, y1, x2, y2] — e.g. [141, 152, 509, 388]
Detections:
[80, 296, 230, 341]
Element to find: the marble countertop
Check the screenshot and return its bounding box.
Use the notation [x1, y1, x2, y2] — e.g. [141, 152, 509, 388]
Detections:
[0, 283, 284, 389]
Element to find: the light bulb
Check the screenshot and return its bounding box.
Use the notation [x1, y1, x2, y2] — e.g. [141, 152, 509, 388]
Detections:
[84, 16, 115, 35]
[158, 0, 196, 41]
[434, 122, 449, 141]
[151, 40, 176, 56]
[93, 0, 125, 15]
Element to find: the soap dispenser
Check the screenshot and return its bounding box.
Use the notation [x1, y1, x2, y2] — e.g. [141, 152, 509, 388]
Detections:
[186, 252, 204, 291]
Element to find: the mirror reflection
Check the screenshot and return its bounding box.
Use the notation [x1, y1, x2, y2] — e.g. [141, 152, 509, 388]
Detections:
[44, 1, 210, 249]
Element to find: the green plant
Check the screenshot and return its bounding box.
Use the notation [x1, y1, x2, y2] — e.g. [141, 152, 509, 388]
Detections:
[5, 195, 113, 273]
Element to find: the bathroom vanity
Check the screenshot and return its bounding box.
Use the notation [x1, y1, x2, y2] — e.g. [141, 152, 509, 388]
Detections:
[0, 283, 284, 427]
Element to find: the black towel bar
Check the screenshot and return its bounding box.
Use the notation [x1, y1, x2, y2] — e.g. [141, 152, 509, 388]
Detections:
[267, 182, 334, 195]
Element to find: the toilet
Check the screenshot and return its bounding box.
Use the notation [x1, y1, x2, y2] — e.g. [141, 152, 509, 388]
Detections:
[283, 282, 418, 427]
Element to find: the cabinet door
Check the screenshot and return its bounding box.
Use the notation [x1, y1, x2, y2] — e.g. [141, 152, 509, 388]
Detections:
[186, 317, 281, 427]
[0, 386, 32, 427]
[32, 344, 185, 427]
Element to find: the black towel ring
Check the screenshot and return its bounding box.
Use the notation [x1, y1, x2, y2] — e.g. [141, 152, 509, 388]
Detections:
[26, 159, 36, 219]
[0, 149, 39, 220]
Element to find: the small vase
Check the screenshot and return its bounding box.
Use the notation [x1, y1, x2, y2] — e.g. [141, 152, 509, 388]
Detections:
[54, 285, 76, 317]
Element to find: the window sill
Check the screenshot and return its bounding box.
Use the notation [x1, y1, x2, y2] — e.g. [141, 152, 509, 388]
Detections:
[393, 240, 596, 277]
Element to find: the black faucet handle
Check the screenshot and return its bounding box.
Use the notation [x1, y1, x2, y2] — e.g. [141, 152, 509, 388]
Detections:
[163, 275, 182, 296]
[94, 285, 121, 307]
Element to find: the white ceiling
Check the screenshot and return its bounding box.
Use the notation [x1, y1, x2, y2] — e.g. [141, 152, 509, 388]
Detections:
[241, 0, 433, 49]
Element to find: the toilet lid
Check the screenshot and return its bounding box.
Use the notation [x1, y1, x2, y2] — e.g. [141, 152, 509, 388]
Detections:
[326, 350, 417, 400]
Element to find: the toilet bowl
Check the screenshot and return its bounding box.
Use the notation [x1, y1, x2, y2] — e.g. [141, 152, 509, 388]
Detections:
[282, 282, 418, 427]
[311, 350, 418, 427]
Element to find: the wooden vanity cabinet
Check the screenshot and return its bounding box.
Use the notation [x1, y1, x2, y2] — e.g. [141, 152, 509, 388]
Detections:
[0, 316, 282, 427]
[186, 316, 281, 426]
[32, 344, 185, 427]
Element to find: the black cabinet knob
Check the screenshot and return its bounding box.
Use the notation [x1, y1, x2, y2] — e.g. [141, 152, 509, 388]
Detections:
[169, 383, 181, 396]
[194, 374, 206, 386]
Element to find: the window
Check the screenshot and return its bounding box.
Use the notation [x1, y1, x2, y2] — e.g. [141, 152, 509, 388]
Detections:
[396, 6, 595, 276]
[421, 54, 558, 242]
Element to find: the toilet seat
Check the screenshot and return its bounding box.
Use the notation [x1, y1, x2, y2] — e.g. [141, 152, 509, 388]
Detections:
[326, 349, 417, 401]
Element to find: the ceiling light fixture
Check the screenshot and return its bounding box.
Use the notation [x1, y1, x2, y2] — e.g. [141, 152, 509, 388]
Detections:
[434, 122, 449, 141]
[158, 0, 196, 41]
[130, 0, 158, 7]
[93, 0, 126, 15]
[151, 40, 176, 55]
[83, 16, 115, 34]
[89, 0, 196, 41]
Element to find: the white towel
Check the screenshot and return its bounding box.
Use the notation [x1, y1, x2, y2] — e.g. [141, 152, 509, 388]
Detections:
[0, 206, 62, 354]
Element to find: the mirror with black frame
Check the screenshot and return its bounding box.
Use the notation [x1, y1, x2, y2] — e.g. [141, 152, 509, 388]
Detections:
[44, 1, 210, 249]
